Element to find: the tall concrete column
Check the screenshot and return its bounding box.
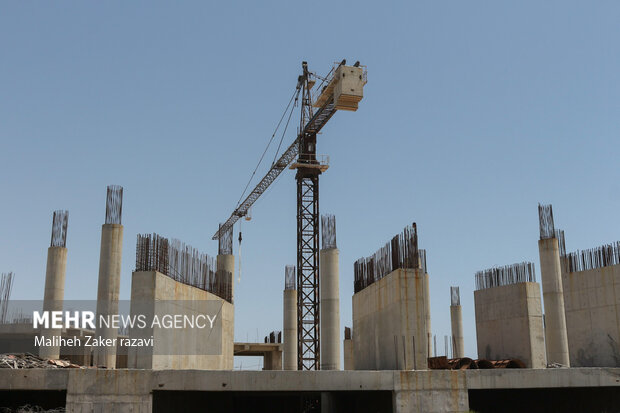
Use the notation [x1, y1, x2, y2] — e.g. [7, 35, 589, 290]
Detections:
[216, 254, 235, 302]
[343, 327, 354, 370]
[538, 204, 570, 367]
[283, 265, 298, 370]
[40, 210, 69, 360]
[94, 186, 124, 368]
[419, 250, 432, 359]
[450, 287, 464, 358]
[320, 247, 340, 370]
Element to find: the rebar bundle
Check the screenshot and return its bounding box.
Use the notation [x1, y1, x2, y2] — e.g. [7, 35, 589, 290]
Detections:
[419, 249, 427, 274]
[538, 204, 555, 240]
[50, 210, 68, 248]
[321, 214, 337, 250]
[566, 241, 620, 273]
[475, 262, 536, 291]
[556, 229, 566, 257]
[0, 272, 14, 324]
[218, 224, 233, 255]
[104, 185, 123, 225]
[285, 265, 296, 290]
[135, 233, 231, 302]
[354, 223, 419, 293]
[450, 286, 460, 306]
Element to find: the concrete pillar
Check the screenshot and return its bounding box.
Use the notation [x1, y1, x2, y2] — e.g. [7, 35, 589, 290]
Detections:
[263, 350, 283, 370]
[343, 339, 354, 370]
[450, 305, 464, 358]
[424, 272, 431, 358]
[93, 223, 123, 368]
[217, 254, 235, 302]
[538, 237, 571, 366]
[283, 289, 298, 370]
[40, 246, 67, 360]
[413, 269, 429, 370]
[320, 247, 340, 370]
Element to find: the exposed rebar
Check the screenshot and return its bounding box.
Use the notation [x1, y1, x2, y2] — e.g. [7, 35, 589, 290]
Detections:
[556, 229, 566, 257]
[218, 223, 233, 255]
[538, 204, 555, 240]
[135, 233, 232, 303]
[566, 241, 620, 273]
[50, 210, 69, 248]
[321, 214, 337, 249]
[354, 223, 419, 293]
[450, 286, 460, 306]
[344, 326, 351, 340]
[285, 265, 296, 290]
[419, 249, 427, 274]
[105, 185, 123, 225]
[475, 262, 536, 291]
[0, 272, 14, 324]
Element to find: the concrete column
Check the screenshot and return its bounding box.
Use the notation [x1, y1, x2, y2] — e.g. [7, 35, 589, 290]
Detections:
[450, 305, 464, 358]
[320, 248, 340, 370]
[424, 272, 432, 358]
[538, 237, 570, 366]
[40, 246, 67, 360]
[217, 254, 235, 302]
[93, 224, 123, 368]
[343, 338, 354, 370]
[283, 289, 298, 370]
[413, 269, 429, 370]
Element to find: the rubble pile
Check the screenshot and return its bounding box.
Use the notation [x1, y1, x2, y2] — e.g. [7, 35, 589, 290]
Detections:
[0, 353, 81, 369]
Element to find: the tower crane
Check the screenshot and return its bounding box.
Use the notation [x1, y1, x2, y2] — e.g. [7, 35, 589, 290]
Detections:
[213, 60, 366, 370]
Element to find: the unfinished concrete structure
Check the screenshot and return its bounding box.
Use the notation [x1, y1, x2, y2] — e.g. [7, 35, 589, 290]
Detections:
[352, 223, 428, 370]
[419, 249, 432, 357]
[320, 214, 340, 370]
[93, 185, 124, 368]
[40, 210, 69, 360]
[474, 262, 546, 368]
[450, 286, 465, 358]
[283, 265, 298, 370]
[129, 234, 233, 370]
[537, 204, 570, 366]
[217, 225, 235, 303]
[562, 241, 620, 367]
[343, 326, 354, 370]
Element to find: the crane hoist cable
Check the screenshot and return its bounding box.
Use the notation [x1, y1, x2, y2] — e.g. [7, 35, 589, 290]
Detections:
[234, 85, 302, 210]
[237, 220, 242, 284]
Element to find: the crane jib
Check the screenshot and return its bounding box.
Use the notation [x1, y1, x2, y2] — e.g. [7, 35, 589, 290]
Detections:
[212, 97, 336, 240]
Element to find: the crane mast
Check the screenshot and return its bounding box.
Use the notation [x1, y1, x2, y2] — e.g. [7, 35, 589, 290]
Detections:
[213, 60, 366, 370]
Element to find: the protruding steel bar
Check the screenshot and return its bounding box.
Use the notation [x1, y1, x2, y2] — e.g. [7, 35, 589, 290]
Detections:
[50, 210, 69, 248]
[538, 204, 555, 240]
[285, 265, 296, 290]
[566, 241, 620, 273]
[321, 214, 337, 250]
[0, 272, 14, 324]
[450, 286, 460, 306]
[218, 224, 233, 255]
[475, 262, 536, 291]
[105, 185, 123, 225]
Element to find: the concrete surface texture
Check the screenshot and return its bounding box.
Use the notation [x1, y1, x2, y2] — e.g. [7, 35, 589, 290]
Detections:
[562, 263, 620, 367]
[450, 304, 465, 358]
[343, 337, 354, 370]
[127, 271, 233, 370]
[352, 268, 428, 370]
[424, 272, 432, 357]
[93, 223, 123, 368]
[538, 237, 571, 366]
[40, 246, 68, 360]
[320, 247, 340, 370]
[234, 342, 282, 370]
[474, 282, 546, 368]
[283, 289, 298, 370]
[217, 254, 235, 302]
[2, 368, 619, 413]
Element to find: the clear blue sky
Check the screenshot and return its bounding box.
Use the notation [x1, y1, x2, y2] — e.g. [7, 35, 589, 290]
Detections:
[1, 1, 619, 367]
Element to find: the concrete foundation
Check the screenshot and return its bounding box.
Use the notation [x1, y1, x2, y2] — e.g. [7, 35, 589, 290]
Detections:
[283, 289, 298, 370]
[320, 248, 340, 370]
[40, 246, 68, 360]
[562, 263, 620, 367]
[538, 237, 570, 366]
[450, 305, 464, 358]
[2, 368, 620, 413]
[474, 282, 546, 368]
[127, 271, 233, 370]
[93, 223, 123, 368]
[352, 268, 428, 370]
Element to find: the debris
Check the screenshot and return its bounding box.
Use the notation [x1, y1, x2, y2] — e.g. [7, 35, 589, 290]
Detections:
[0, 406, 66, 413]
[0, 353, 82, 369]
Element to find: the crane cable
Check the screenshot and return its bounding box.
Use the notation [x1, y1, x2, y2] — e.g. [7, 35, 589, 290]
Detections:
[238, 220, 242, 284]
[234, 85, 302, 210]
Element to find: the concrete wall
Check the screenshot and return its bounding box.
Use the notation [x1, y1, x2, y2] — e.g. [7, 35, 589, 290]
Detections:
[562, 263, 620, 367]
[352, 268, 428, 370]
[474, 282, 546, 368]
[128, 271, 233, 370]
